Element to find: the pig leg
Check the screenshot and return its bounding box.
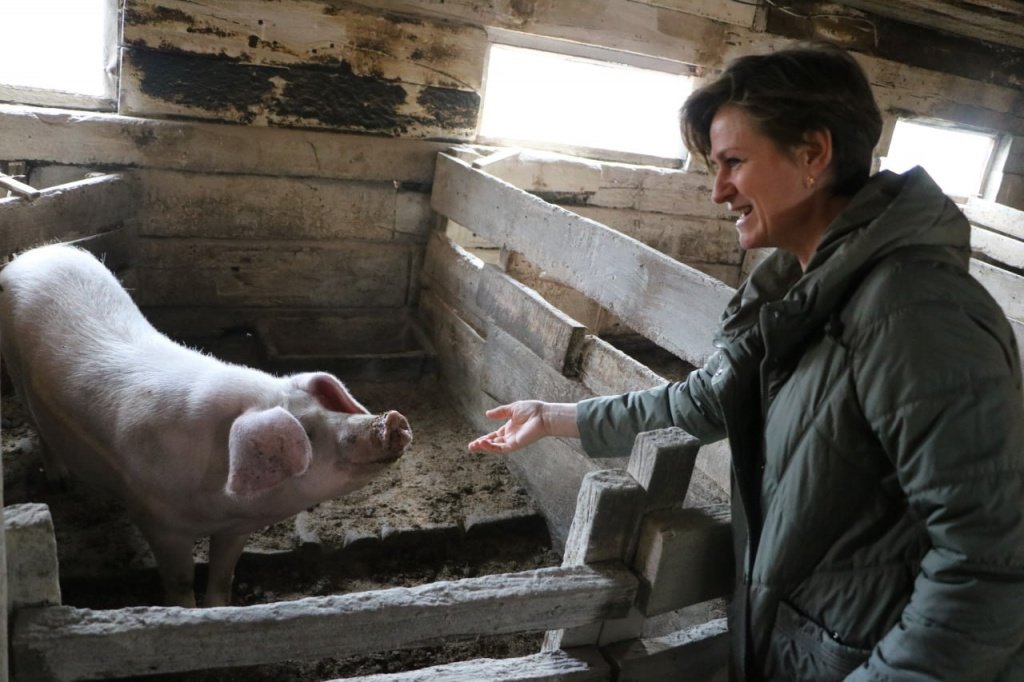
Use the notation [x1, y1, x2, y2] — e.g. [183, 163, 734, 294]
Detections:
[204, 531, 249, 607]
[140, 525, 198, 607]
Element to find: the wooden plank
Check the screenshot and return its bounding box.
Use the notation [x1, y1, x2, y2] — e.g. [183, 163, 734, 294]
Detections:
[333, 647, 611, 681]
[3, 504, 61, 610]
[11, 565, 637, 681]
[477, 263, 588, 376]
[123, 0, 487, 91]
[421, 230, 487, 333]
[0, 172, 40, 200]
[0, 173, 136, 259]
[576, 335, 668, 397]
[431, 154, 734, 366]
[964, 197, 1024, 241]
[119, 46, 479, 139]
[136, 169, 424, 241]
[132, 238, 414, 308]
[835, 0, 1024, 51]
[0, 105, 445, 184]
[971, 225, 1024, 271]
[569, 206, 742, 267]
[482, 325, 593, 406]
[971, 258, 1024, 322]
[627, 429, 701, 513]
[603, 617, 730, 682]
[634, 505, 733, 617]
[546, 469, 645, 650]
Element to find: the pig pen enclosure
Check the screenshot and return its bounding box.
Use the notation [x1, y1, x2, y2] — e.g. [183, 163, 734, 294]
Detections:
[0, 113, 743, 682]
[4, 125, 1024, 682]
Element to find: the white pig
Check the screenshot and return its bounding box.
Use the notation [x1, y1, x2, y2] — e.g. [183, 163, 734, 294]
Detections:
[0, 244, 412, 607]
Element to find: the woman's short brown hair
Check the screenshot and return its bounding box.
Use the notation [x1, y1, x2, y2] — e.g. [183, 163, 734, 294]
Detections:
[681, 43, 882, 196]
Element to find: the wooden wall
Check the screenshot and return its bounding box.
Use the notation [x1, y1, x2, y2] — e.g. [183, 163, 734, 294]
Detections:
[1, 0, 1022, 366]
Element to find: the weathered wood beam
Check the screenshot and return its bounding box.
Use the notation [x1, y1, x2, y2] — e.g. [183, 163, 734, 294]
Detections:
[123, 0, 486, 90]
[328, 647, 611, 681]
[131, 238, 416, 308]
[431, 153, 734, 367]
[477, 263, 588, 377]
[834, 0, 1024, 50]
[0, 173, 135, 258]
[603, 617, 729, 681]
[627, 428, 701, 513]
[4, 504, 61, 611]
[12, 565, 637, 681]
[965, 196, 1024, 241]
[633, 505, 733, 617]
[0, 105, 445, 184]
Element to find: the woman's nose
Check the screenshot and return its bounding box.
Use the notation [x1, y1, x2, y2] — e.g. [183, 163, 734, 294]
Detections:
[711, 169, 732, 205]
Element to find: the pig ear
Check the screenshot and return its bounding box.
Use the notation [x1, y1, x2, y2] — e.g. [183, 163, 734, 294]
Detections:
[226, 407, 312, 498]
[304, 372, 370, 415]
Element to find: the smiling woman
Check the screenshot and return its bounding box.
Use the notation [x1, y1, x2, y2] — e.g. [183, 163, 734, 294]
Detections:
[0, 0, 118, 109]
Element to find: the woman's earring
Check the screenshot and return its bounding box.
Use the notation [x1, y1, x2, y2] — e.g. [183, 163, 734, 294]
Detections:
[805, 175, 816, 189]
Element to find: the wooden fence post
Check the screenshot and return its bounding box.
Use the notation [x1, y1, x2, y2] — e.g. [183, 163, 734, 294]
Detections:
[543, 469, 644, 651]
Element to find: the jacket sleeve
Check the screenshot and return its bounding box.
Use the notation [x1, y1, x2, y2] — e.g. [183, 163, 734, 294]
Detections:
[847, 297, 1024, 681]
[575, 349, 730, 458]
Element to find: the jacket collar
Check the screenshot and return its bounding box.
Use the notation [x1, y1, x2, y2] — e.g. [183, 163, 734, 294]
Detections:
[714, 166, 970, 356]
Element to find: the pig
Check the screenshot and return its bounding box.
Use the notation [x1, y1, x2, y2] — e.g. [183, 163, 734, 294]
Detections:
[0, 244, 412, 607]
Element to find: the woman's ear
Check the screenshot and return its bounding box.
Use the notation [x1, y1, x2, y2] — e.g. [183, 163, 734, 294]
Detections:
[801, 127, 834, 180]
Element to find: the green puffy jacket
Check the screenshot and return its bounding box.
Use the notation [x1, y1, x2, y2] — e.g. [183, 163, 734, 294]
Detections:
[577, 167, 1024, 680]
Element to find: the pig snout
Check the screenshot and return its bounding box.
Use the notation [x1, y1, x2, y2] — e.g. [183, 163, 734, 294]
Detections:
[373, 410, 412, 458]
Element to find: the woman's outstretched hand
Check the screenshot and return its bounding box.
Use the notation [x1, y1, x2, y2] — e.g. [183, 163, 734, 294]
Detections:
[467, 401, 579, 454]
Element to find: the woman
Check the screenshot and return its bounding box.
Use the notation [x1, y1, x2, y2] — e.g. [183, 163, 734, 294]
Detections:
[468, 44, 1024, 680]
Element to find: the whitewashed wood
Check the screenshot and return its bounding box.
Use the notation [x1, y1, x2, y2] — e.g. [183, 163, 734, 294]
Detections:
[965, 197, 1024, 241]
[481, 150, 723, 218]
[334, 647, 611, 681]
[604, 617, 730, 682]
[422, 230, 487, 333]
[627, 429, 701, 513]
[971, 225, 1024, 271]
[630, 0, 757, 28]
[477, 264, 588, 376]
[546, 469, 645, 651]
[124, 0, 487, 90]
[136, 169, 424, 241]
[132, 238, 415, 308]
[634, 505, 733, 617]
[0, 105, 445, 183]
[483, 324, 593, 406]
[4, 504, 61, 610]
[118, 47, 477, 139]
[971, 259, 1024, 322]
[11, 565, 637, 681]
[0, 172, 40, 199]
[416, 288, 489, 425]
[0, 173, 136, 257]
[576, 335, 667, 397]
[431, 154, 734, 366]
[569, 206, 741, 267]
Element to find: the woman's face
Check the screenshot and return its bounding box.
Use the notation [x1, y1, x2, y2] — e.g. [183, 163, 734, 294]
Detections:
[709, 105, 821, 260]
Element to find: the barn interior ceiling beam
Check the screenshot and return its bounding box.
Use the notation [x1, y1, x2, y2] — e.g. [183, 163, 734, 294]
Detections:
[828, 0, 1024, 50]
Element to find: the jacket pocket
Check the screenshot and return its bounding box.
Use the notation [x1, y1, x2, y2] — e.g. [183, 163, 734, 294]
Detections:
[765, 600, 871, 681]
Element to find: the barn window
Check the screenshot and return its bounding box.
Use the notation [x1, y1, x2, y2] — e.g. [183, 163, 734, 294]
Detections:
[880, 119, 1000, 200]
[478, 40, 694, 167]
[0, 0, 118, 110]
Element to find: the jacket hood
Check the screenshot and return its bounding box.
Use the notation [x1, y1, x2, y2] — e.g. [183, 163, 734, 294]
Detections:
[716, 166, 971, 348]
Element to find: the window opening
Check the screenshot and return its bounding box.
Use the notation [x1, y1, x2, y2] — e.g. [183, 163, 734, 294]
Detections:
[478, 43, 693, 166]
[880, 119, 999, 199]
[0, 0, 117, 108]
